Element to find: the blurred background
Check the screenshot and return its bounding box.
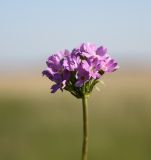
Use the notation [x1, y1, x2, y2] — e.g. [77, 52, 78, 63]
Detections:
[0, 0, 151, 160]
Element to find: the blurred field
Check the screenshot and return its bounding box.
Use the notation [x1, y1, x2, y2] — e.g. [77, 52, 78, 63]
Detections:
[0, 71, 151, 160]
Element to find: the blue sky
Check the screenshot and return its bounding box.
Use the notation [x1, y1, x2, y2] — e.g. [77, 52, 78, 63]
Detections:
[0, 0, 151, 71]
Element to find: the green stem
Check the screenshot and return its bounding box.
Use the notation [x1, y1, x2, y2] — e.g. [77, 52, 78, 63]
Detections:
[82, 94, 88, 160]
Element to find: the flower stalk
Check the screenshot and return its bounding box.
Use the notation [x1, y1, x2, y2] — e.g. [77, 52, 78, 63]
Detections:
[82, 94, 89, 160]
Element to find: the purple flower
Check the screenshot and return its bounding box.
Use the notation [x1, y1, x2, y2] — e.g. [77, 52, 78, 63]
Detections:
[51, 80, 67, 93]
[46, 55, 63, 74]
[100, 57, 119, 73]
[42, 42, 119, 96]
[50, 70, 71, 93]
[71, 43, 97, 59]
[96, 46, 109, 60]
[50, 74, 66, 93]
[87, 58, 102, 79]
[80, 43, 96, 53]
[42, 68, 53, 80]
[71, 48, 81, 57]
[79, 43, 97, 58]
[63, 55, 80, 71]
[46, 50, 70, 74]
[75, 63, 90, 87]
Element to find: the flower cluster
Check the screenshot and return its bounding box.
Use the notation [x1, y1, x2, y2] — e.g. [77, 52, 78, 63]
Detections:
[42, 43, 119, 98]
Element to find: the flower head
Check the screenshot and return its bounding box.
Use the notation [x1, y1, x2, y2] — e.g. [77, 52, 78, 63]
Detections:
[42, 43, 119, 98]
